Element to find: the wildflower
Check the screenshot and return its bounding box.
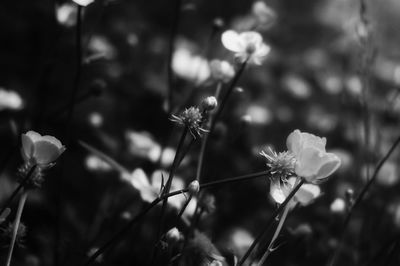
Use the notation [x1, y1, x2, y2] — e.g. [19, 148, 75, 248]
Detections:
[270, 177, 320, 207]
[85, 155, 112, 172]
[201, 96, 218, 112]
[170, 107, 208, 138]
[0, 89, 23, 111]
[286, 129, 341, 183]
[72, 0, 95, 7]
[209, 59, 235, 83]
[221, 30, 270, 65]
[261, 147, 295, 180]
[21, 131, 66, 166]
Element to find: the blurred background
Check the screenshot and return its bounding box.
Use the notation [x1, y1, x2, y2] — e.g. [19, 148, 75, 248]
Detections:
[0, 0, 400, 265]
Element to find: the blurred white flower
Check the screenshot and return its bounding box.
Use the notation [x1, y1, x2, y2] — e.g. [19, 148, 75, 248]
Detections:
[56, 3, 77, 27]
[245, 104, 273, 125]
[270, 176, 321, 207]
[125, 130, 161, 161]
[286, 130, 341, 183]
[252, 1, 277, 28]
[88, 35, 117, 60]
[72, 0, 95, 7]
[221, 30, 270, 65]
[330, 198, 346, 213]
[88, 112, 103, 127]
[21, 131, 66, 166]
[282, 74, 312, 99]
[85, 155, 111, 172]
[209, 59, 235, 83]
[121, 169, 196, 217]
[172, 47, 210, 84]
[0, 89, 23, 111]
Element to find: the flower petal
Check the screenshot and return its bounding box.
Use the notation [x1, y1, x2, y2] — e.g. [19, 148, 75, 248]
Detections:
[33, 140, 64, 164]
[315, 152, 341, 181]
[254, 43, 271, 57]
[295, 147, 323, 181]
[286, 129, 302, 155]
[221, 30, 243, 52]
[239, 31, 263, 47]
[269, 179, 286, 204]
[295, 183, 320, 205]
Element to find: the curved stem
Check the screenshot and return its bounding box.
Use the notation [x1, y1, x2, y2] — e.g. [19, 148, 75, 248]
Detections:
[328, 134, 400, 266]
[5, 190, 28, 266]
[258, 203, 291, 265]
[237, 178, 305, 266]
[84, 170, 269, 265]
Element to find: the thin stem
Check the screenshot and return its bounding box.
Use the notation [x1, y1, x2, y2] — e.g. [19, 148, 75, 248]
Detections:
[237, 178, 305, 266]
[258, 203, 291, 265]
[85, 170, 269, 265]
[5, 190, 28, 266]
[157, 127, 188, 234]
[0, 165, 36, 217]
[166, 0, 182, 113]
[328, 134, 400, 266]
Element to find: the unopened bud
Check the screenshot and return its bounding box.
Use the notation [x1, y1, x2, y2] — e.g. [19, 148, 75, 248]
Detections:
[212, 17, 224, 30]
[188, 180, 200, 195]
[165, 227, 182, 244]
[201, 96, 218, 111]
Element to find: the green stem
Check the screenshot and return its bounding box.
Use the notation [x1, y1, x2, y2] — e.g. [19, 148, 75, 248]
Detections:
[237, 178, 305, 266]
[327, 134, 400, 266]
[258, 203, 291, 265]
[5, 190, 28, 266]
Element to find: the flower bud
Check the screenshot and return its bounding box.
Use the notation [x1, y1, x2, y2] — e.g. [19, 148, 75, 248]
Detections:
[188, 180, 200, 195]
[165, 227, 182, 244]
[201, 96, 218, 111]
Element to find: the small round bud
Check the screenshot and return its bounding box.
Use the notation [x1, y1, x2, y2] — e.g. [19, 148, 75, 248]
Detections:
[188, 180, 200, 195]
[165, 227, 182, 244]
[212, 17, 224, 30]
[201, 96, 218, 111]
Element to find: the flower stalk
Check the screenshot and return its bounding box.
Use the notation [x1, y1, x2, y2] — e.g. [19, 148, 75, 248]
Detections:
[237, 178, 305, 266]
[5, 190, 28, 266]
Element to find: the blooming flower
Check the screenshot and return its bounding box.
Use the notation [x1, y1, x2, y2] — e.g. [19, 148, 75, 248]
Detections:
[286, 129, 341, 183]
[221, 30, 270, 65]
[270, 177, 321, 207]
[170, 107, 208, 138]
[21, 131, 66, 166]
[172, 46, 210, 84]
[252, 1, 277, 29]
[209, 59, 235, 83]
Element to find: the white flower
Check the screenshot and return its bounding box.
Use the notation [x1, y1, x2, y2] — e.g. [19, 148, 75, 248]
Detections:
[121, 169, 196, 217]
[270, 177, 320, 207]
[221, 30, 270, 65]
[172, 47, 210, 84]
[56, 3, 77, 27]
[0, 89, 23, 111]
[286, 129, 341, 183]
[209, 59, 235, 83]
[252, 1, 277, 28]
[21, 131, 66, 165]
[72, 0, 94, 7]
